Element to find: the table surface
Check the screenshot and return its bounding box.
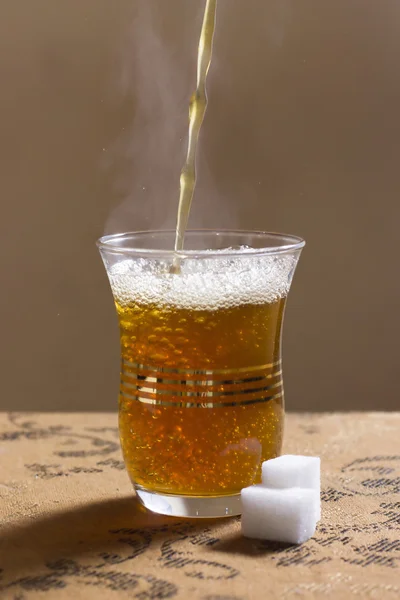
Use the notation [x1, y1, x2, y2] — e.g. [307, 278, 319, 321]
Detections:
[0, 412, 399, 599]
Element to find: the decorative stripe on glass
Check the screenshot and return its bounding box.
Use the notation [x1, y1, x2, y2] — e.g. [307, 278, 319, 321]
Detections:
[120, 359, 283, 408]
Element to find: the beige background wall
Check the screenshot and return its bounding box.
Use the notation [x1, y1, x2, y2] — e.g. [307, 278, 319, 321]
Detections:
[1, 0, 399, 412]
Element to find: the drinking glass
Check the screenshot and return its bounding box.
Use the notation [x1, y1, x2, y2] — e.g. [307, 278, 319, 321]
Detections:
[97, 230, 305, 517]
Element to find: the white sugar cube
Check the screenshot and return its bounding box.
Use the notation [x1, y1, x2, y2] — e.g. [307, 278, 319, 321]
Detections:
[262, 455, 321, 521]
[241, 485, 319, 544]
[262, 455, 320, 491]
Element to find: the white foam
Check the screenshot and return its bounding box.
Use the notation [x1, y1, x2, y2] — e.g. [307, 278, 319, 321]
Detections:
[106, 250, 298, 310]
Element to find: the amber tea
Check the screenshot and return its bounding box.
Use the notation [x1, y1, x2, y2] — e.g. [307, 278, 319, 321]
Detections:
[118, 294, 285, 497]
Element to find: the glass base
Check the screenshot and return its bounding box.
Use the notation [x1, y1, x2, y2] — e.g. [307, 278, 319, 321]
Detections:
[135, 487, 242, 518]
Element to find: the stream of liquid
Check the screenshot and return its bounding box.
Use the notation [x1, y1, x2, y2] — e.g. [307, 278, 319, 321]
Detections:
[174, 0, 218, 252]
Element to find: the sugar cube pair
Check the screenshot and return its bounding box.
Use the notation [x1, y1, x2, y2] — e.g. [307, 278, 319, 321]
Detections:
[241, 455, 321, 545]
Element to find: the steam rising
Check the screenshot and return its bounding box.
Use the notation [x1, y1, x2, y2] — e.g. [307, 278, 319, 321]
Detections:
[104, 0, 292, 238]
[105, 0, 201, 235]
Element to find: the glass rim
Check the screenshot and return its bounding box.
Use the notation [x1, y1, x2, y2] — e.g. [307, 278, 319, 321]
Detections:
[96, 229, 306, 258]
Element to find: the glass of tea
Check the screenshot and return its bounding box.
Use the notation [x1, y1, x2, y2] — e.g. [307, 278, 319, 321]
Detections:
[97, 230, 305, 518]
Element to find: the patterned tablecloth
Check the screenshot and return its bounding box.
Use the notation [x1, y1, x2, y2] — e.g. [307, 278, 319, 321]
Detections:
[0, 412, 399, 599]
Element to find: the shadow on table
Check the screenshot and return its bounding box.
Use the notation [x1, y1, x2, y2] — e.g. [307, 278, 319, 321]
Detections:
[211, 532, 293, 556]
[0, 495, 215, 581]
[0, 495, 291, 592]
